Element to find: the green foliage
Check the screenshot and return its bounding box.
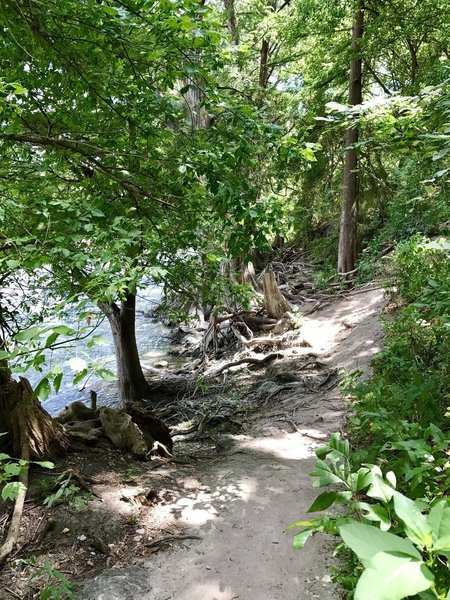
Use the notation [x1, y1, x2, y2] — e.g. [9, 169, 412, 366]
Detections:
[44, 473, 89, 510]
[32, 560, 76, 600]
[293, 234, 449, 598]
[290, 433, 450, 599]
[0, 443, 54, 502]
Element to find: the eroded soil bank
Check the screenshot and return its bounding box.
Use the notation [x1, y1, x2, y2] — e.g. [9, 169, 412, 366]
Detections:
[0, 288, 385, 600]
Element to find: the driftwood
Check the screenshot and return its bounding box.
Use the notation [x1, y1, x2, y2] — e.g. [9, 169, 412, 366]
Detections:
[99, 408, 147, 457]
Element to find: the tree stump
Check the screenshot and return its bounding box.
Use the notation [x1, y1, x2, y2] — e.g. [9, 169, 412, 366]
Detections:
[263, 270, 291, 319]
[0, 375, 68, 459]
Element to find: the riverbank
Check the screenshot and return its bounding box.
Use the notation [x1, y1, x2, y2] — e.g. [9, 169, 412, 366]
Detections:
[0, 287, 385, 600]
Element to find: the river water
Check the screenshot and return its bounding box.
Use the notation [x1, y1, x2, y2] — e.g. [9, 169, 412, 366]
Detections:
[26, 287, 173, 416]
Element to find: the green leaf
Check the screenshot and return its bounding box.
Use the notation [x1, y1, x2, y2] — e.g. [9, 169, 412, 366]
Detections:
[393, 491, 432, 547]
[53, 372, 63, 393]
[434, 535, 450, 552]
[12, 84, 27, 95]
[52, 325, 77, 336]
[4, 462, 22, 476]
[310, 458, 346, 487]
[308, 491, 340, 512]
[2, 481, 26, 501]
[354, 552, 433, 600]
[427, 499, 450, 544]
[339, 523, 422, 567]
[95, 368, 117, 381]
[293, 529, 314, 548]
[357, 502, 392, 531]
[45, 332, 59, 348]
[73, 369, 88, 385]
[102, 6, 118, 15]
[367, 474, 395, 503]
[6, 259, 21, 269]
[308, 491, 351, 512]
[0, 350, 10, 360]
[35, 377, 51, 401]
[33, 461, 55, 470]
[15, 326, 42, 341]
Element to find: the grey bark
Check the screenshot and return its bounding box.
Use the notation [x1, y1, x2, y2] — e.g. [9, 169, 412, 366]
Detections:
[100, 292, 151, 407]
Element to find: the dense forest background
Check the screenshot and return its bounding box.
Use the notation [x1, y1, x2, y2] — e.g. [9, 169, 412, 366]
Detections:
[0, 0, 449, 598]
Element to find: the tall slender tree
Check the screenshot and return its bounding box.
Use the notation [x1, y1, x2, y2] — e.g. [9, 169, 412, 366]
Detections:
[337, 0, 364, 276]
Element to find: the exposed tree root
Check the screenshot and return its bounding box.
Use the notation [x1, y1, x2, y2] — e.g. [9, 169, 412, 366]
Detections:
[209, 352, 284, 377]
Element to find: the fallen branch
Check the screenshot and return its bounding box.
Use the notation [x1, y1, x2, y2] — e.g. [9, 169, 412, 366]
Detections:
[0, 441, 30, 564]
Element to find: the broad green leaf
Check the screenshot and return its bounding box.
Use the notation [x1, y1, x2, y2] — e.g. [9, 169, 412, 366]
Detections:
[434, 534, 450, 552]
[354, 552, 433, 600]
[73, 369, 88, 385]
[367, 474, 395, 503]
[393, 491, 432, 547]
[95, 368, 117, 381]
[0, 453, 12, 460]
[33, 461, 54, 470]
[357, 502, 391, 531]
[427, 499, 450, 543]
[308, 492, 339, 512]
[0, 350, 10, 360]
[308, 491, 351, 512]
[52, 325, 77, 336]
[15, 326, 42, 341]
[6, 259, 20, 269]
[87, 335, 108, 349]
[53, 372, 63, 393]
[339, 523, 421, 567]
[310, 459, 344, 486]
[45, 332, 59, 347]
[2, 481, 26, 501]
[35, 377, 51, 401]
[4, 462, 22, 476]
[293, 529, 314, 548]
[102, 6, 118, 15]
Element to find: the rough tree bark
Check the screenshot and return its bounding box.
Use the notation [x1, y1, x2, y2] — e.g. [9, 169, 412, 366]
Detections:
[223, 0, 239, 45]
[337, 0, 364, 276]
[0, 359, 68, 459]
[263, 270, 291, 319]
[99, 292, 152, 407]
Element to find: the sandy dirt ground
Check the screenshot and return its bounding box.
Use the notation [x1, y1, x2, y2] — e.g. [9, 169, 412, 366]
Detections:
[93, 288, 385, 600]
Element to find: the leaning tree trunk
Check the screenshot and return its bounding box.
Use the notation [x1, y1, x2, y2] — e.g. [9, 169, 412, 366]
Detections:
[337, 0, 364, 276]
[100, 292, 152, 407]
[0, 360, 68, 459]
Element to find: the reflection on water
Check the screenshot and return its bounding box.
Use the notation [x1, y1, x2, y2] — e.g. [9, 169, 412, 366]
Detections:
[26, 287, 173, 416]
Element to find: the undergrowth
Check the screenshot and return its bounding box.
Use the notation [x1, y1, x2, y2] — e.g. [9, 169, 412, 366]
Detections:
[292, 235, 450, 600]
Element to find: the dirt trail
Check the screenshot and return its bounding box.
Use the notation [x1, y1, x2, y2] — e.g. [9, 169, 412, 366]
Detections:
[82, 288, 385, 600]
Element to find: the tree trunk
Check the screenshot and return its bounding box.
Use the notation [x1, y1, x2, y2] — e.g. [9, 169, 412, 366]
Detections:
[263, 270, 291, 319]
[100, 292, 152, 407]
[337, 1, 364, 276]
[259, 38, 270, 89]
[0, 360, 68, 459]
[223, 0, 239, 45]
